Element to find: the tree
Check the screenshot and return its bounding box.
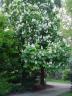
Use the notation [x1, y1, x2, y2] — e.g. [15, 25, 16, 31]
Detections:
[2, 0, 70, 87]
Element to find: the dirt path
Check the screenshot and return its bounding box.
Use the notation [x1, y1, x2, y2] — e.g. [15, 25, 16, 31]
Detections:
[10, 82, 71, 96]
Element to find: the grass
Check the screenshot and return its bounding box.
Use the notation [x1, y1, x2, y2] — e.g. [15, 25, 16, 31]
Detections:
[47, 78, 70, 84]
[59, 92, 72, 96]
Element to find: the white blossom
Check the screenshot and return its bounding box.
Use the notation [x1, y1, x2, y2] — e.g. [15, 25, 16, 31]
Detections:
[31, 44, 35, 48]
[33, 4, 39, 9]
[32, 19, 36, 22]
[4, 27, 9, 32]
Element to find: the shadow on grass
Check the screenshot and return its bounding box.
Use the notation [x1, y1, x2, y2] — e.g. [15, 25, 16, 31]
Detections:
[9, 83, 54, 96]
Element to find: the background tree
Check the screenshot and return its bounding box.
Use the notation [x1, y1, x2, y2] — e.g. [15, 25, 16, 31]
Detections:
[65, 0, 72, 90]
[61, 0, 72, 46]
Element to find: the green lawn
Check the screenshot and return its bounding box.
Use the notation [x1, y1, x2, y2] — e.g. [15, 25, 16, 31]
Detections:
[47, 79, 70, 84]
[59, 92, 72, 96]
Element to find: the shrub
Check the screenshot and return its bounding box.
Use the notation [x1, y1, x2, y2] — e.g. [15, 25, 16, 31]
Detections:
[0, 79, 12, 96]
[63, 69, 71, 80]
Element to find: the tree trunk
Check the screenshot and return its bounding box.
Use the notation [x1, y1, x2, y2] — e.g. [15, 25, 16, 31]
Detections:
[21, 62, 24, 86]
[40, 66, 45, 86]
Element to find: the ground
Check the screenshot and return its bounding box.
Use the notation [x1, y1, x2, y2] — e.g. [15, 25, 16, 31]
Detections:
[9, 82, 71, 96]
